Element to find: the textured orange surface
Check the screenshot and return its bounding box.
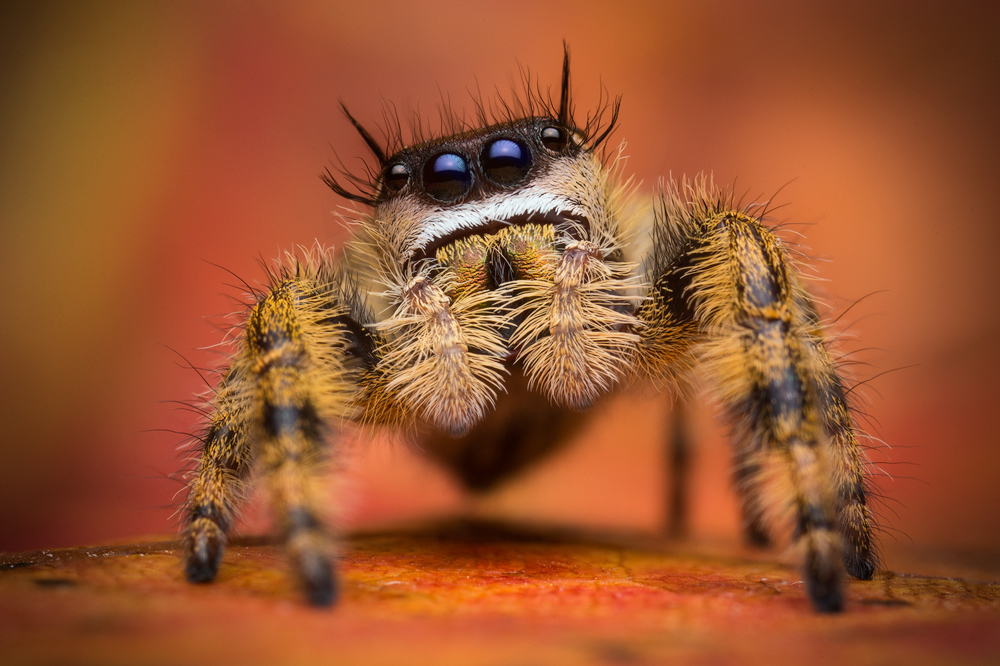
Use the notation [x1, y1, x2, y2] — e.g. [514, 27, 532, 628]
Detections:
[2, 523, 998, 666]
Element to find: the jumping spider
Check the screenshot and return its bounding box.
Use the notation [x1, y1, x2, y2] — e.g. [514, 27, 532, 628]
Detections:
[181, 49, 879, 612]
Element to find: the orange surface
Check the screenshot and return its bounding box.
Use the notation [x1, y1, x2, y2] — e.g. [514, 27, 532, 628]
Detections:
[2, 524, 999, 666]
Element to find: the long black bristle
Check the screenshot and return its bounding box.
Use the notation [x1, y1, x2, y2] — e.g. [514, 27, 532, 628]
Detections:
[340, 101, 387, 166]
[559, 41, 572, 127]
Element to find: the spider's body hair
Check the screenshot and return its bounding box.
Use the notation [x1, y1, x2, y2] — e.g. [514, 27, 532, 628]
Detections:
[181, 49, 882, 613]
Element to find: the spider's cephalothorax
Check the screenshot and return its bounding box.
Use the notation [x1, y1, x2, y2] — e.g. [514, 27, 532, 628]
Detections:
[181, 49, 880, 612]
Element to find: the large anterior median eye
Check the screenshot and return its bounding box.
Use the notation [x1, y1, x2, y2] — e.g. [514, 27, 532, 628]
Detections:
[481, 138, 532, 185]
[424, 152, 472, 201]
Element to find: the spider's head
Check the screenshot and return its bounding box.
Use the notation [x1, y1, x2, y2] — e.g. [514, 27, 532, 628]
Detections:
[372, 117, 602, 265]
[329, 46, 624, 279]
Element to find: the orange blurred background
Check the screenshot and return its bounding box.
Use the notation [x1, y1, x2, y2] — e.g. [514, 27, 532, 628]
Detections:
[2, 1, 998, 573]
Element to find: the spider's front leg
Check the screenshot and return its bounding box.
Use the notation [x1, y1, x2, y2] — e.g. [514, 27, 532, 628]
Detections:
[183, 263, 369, 606]
[638, 181, 878, 612]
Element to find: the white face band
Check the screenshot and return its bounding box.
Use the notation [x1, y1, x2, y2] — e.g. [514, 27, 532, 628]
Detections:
[408, 187, 586, 259]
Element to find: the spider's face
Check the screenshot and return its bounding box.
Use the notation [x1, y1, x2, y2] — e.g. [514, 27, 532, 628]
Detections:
[369, 117, 611, 269]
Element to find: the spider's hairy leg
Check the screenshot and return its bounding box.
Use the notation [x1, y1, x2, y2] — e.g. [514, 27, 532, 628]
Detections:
[637, 180, 877, 612]
[689, 208, 865, 612]
[806, 328, 879, 581]
[183, 260, 365, 607]
[250, 282, 338, 605]
[183, 369, 253, 584]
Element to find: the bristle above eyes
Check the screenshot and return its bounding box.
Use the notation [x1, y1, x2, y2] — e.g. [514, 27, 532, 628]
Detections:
[324, 47, 622, 207]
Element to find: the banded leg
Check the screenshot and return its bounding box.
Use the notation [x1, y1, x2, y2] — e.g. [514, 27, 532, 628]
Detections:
[246, 281, 349, 605]
[690, 211, 862, 611]
[637, 180, 876, 611]
[184, 265, 362, 606]
[183, 370, 253, 583]
[809, 335, 878, 579]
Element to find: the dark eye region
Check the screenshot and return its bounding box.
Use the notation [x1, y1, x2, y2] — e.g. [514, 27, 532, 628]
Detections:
[424, 152, 472, 201]
[380, 123, 570, 202]
[420, 137, 534, 201]
[481, 139, 532, 185]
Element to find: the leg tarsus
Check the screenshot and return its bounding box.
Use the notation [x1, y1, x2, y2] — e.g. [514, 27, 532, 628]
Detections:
[844, 548, 876, 580]
[182, 374, 252, 587]
[802, 525, 845, 612]
[184, 517, 225, 583]
[805, 553, 844, 613]
[286, 522, 338, 606]
[294, 547, 338, 607]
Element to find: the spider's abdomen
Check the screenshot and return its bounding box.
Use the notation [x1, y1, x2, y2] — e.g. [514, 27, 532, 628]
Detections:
[417, 366, 590, 491]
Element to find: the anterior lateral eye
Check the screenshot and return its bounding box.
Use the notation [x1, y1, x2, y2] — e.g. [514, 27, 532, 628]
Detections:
[424, 153, 472, 201]
[383, 163, 410, 193]
[481, 139, 532, 185]
[540, 126, 569, 152]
